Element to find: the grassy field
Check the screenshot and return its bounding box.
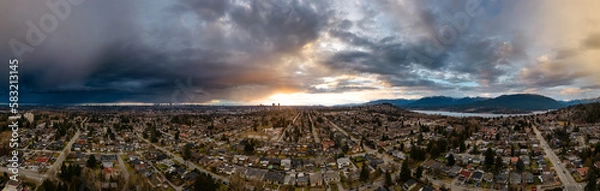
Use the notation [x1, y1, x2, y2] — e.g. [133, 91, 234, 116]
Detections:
[238, 125, 276, 141]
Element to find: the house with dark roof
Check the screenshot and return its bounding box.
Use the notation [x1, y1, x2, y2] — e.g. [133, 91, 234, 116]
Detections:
[419, 185, 435, 191]
[470, 171, 484, 182]
[296, 172, 308, 186]
[182, 172, 199, 185]
[264, 171, 284, 185]
[448, 166, 462, 177]
[522, 172, 534, 184]
[496, 172, 508, 185]
[509, 172, 521, 185]
[324, 171, 340, 183]
[403, 179, 417, 191]
[572, 160, 583, 168]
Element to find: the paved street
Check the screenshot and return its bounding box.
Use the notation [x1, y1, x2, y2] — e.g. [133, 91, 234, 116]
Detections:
[308, 113, 321, 143]
[532, 125, 583, 191]
[46, 130, 81, 178]
[137, 134, 229, 185]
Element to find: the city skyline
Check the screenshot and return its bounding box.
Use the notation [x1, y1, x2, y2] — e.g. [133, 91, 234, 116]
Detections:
[1, 0, 600, 105]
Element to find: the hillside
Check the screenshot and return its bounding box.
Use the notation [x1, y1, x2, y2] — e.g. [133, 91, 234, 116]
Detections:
[559, 102, 600, 124]
[406, 96, 488, 109]
[365, 94, 568, 114]
[560, 97, 600, 106]
[365, 96, 488, 109]
[365, 99, 414, 106]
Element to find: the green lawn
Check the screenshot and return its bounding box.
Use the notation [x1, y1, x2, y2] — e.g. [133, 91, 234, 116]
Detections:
[481, 181, 492, 189]
[545, 158, 553, 167]
[330, 184, 339, 191]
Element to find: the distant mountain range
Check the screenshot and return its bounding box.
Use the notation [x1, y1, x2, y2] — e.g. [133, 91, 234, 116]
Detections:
[364, 94, 600, 114]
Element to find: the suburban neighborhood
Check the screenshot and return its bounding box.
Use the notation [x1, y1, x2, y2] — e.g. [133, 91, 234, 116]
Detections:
[0, 103, 599, 191]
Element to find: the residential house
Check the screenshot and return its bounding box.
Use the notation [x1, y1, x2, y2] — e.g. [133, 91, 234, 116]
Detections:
[496, 173, 508, 185]
[2, 180, 22, 191]
[448, 166, 462, 177]
[264, 171, 284, 185]
[337, 157, 351, 169]
[403, 179, 417, 191]
[472, 157, 481, 165]
[419, 186, 435, 191]
[522, 172, 534, 184]
[521, 156, 531, 166]
[577, 167, 589, 178]
[483, 173, 494, 183]
[324, 171, 340, 183]
[309, 172, 323, 187]
[281, 159, 292, 171]
[572, 161, 583, 168]
[509, 172, 521, 185]
[470, 171, 484, 182]
[283, 172, 296, 185]
[296, 173, 308, 186]
[390, 150, 406, 160]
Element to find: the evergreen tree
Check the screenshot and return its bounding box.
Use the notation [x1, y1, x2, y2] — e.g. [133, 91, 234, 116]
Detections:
[447, 154, 455, 166]
[494, 156, 503, 174]
[193, 173, 218, 191]
[360, 163, 370, 183]
[244, 140, 255, 154]
[41, 180, 56, 191]
[485, 148, 495, 170]
[415, 166, 423, 180]
[516, 159, 525, 172]
[86, 155, 97, 169]
[585, 169, 597, 191]
[399, 162, 411, 182]
[385, 171, 393, 187]
[183, 144, 192, 161]
[511, 145, 516, 157]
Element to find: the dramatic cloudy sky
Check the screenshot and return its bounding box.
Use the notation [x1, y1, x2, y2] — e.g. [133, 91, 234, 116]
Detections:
[1, 0, 599, 105]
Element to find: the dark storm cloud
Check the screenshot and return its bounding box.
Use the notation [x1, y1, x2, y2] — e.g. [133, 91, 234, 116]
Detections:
[382, 76, 454, 91]
[328, 30, 376, 48]
[2, 0, 594, 104]
[324, 48, 413, 76]
[323, 0, 522, 90]
[177, 0, 229, 22]
[0, 0, 334, 103]
[445, 35, 527, 86]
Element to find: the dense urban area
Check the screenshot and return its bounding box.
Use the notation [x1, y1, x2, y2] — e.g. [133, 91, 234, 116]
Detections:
[0, 103, 599, 191]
